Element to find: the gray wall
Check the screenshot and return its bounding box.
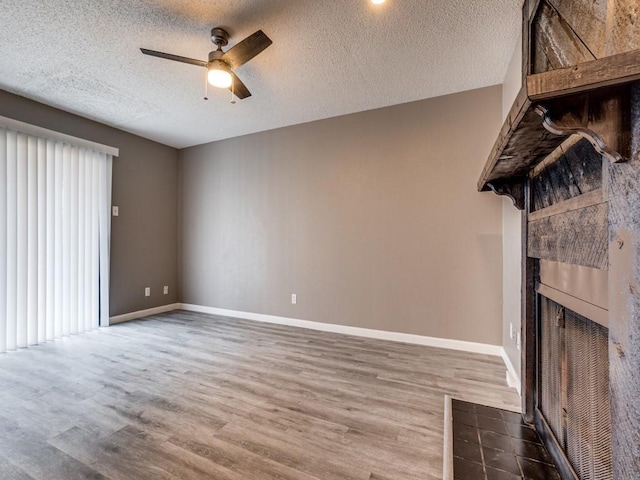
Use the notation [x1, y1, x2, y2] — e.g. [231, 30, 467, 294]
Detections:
[180, 86, 505, 345]
[0, 90, 179, 317]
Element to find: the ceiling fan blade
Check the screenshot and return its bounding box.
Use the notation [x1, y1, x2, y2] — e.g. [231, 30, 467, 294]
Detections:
[221, 30, 272, 69]
[140, 48, 208, 67]
[230, 73, 251, 99]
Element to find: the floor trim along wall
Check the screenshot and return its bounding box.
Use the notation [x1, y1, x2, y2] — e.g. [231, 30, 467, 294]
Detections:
[178, 303, 505, 357]
[502, 349, 521, 395]
[109, 303, 181, 325]
[109, 303, 519, 393]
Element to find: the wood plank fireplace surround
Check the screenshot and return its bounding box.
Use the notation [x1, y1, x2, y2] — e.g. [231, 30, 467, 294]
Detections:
[478, 1, 640, 478]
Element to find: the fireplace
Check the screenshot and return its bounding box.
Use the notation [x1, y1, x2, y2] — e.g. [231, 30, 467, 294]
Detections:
[528, 135, 613, 478]
[525, 132, 614, 479]
[477, 0, 640, 477]
[538, 296, 611, 479]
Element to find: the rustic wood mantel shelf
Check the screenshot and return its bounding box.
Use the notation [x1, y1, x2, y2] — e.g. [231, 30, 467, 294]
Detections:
[478, 49, 640, 209]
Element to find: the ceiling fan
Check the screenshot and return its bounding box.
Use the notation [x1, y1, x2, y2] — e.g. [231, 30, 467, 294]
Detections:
[141, 27, 272, 100]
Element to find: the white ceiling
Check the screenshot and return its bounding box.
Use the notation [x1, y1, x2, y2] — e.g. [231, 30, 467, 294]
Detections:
[0, 0, 521, 149]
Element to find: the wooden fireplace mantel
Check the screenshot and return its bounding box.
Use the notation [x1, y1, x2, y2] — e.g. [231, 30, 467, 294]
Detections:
[478, 49, 640, 209]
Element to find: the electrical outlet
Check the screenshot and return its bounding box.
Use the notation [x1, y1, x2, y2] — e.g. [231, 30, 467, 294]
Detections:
[112, 206, 119, 217]
[163, 286, 169, 295]
[516, 331, 521, 350]
[144, 287, 150, 297]
[291, 293, 297, 305]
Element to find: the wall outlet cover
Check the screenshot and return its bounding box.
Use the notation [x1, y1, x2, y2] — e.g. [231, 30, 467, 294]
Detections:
[291, 294, 297, 305]
[144, 287, 151, 297]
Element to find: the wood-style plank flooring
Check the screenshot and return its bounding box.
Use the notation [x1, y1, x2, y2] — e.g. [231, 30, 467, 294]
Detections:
[0, 310, 519, 479]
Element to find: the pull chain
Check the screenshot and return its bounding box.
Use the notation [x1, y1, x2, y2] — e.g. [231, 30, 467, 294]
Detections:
[230, 75, 236, 104]
[203, 70, 209, 101]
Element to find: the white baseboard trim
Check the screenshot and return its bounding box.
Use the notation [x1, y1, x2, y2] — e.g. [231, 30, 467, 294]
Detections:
[109, 303, 180, 325]
[502, 348, 521, 395]
[178, 303, 504, 357]
[110, 303, 518, 391]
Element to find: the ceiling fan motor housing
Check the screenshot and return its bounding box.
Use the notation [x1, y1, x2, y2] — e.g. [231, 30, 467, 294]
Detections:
[210, 28, 229, 47]
[208, 50, 224, 63]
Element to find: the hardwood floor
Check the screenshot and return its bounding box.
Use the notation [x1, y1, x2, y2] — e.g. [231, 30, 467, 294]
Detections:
[0, 310, 519, 480]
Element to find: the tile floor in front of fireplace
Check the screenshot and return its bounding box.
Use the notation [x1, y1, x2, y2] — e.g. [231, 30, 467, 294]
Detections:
[452, 399, 561, 480]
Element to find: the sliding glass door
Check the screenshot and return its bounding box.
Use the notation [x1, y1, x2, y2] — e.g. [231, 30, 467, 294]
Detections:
[0, 124, 113, 352]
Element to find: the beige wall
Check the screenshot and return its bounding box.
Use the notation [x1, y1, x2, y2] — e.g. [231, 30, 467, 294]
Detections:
[501, 34, 524, 379]
[180, 86, 505, 345]
[0, 90, 180, 317]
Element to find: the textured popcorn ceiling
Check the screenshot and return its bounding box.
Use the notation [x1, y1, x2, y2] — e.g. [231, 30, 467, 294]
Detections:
[0, 0, 521, 148]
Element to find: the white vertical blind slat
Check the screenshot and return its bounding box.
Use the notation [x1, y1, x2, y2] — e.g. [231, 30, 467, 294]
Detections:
[0, 130, 6, 353]
[37, 138, 47, 344]
[83, 153, 93, 332]
[77, 149, 86, 334]
[0, 125, 113, 352]
[27, 135, 38, 345]
[90, 153, 100, 330]
[70, 147, 79, 335]
[98, 153, 111, 326]
[6, 130, 17, 350]
[16, 133, 28, 348]
[62, 144, 71, 337]
[54, 142, 63, 339]
[45, 140, 55, 341]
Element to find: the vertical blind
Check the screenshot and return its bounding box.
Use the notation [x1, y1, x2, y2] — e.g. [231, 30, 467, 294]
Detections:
[0, 124, 113, 352]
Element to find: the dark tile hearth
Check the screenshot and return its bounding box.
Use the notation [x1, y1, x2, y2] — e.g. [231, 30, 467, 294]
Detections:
[452, 399, 560, 480]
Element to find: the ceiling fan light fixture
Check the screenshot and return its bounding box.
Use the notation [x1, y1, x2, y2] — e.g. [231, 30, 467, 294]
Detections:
[141, 27, 272, 100]
[207, 60, 233, 89]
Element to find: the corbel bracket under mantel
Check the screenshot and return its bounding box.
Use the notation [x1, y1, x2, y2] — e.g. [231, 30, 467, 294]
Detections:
[535, 104, 627, 164]
[478, 49, 640, 199]
[487, 180, 525, 210]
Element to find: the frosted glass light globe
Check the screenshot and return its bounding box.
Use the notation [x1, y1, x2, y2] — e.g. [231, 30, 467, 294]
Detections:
[208, 68, 233, 88]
